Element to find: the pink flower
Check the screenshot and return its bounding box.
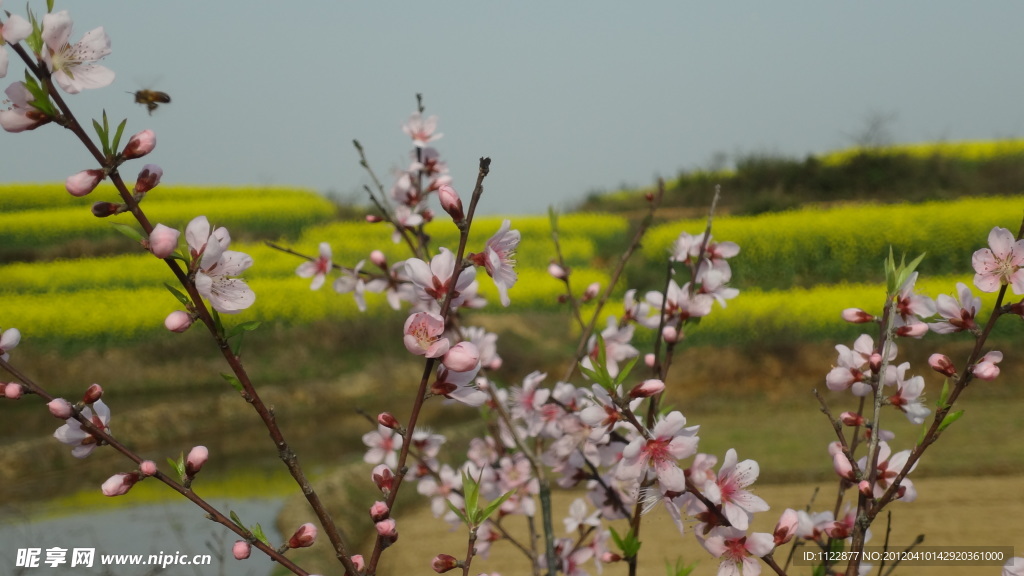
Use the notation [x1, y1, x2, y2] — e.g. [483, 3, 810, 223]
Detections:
[296, 242, 332, 290]
[102, 472, 141, 497]
[334, 259, 367, 310]
[0, 82, 52, 132]
[582, 316, 639, 378]
[403, 312, 450, 358]
[1004, 557, 1024, 576]
[41, 11, 115, 93]
[65, 169, 105, 197]
[0, 327, 20, 361]
[431, 364, 487, 406]
[704, 448, 770, 531]
[287, 523, 317, 548]
[404, 248, 477, 311]
[363, 425, 403, 469]
[53, 399, 111, 458]
[472, 220, 519, 307]
[887, 363, 930, 424]
[2, 13, 33, 46]
[699, 526, 774, 576]
[973, 226, 1024, 294]
[615, 410, 699, 492]
[929, 282, 980, 334]
[417, 464, 463, 518]
[185, 216, 255, 314]
[402, 111, 442, 147]
[148, 224, 180, 259]
[442, 341, 479, 372]
[122, 129, 156, 159]
[858, 441, 917, 502]
[972, 350, 1003, 381]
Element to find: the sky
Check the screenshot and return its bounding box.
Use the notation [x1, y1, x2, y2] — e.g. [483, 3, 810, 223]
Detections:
[3, 1, 1024, 216]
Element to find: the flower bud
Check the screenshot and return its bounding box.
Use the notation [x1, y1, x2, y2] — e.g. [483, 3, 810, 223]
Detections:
[288, 522, 317, 549]
[134, 164, 163, 194]
[600, 552, 623, 563]
[375, 518, 398, 547]
[644, 353, 656, 367]
[841, 308, 874, 323]
[432, 553, 460, 573]
[91, 201, 122, 218]
[351, 555, 365, 572]
[583, 282, 600, 301]
[102, 472, 141, 497]
[832, 452, 855, 481]
[48, 398, 74, 419]
[773, 508, 799, 546]
[369, 501, 390, 522]
[662, 326, 682, 343]
[148, 223, 180, 259]
[82, 383, 103, 404]
[547, 262, 569, 280]
[629, 379, 665, 398]
[122, 129, 156, 159]
[377, 412, 401, 430]
[858, 480, 873, 496]
[366, 214, 383, 223]
[869, 353, 882, 373]
[437, 184, 464, 222]
[4, 383, 23, 399]
[370, 250, 387, 269]
[928, 353, 957, 377]
[839, 411, 864, 426]
[823, 521, 850, 539]
[372, 464, 394, 495]
[896, 323, 929, 338]
[232, 540, 251, 560]
[442, 342, 480, 372]
[140, 460, 158, 476]
[165, 311, 193, 333]
[421, 208, 434, 222]
[185, 445, 208, 477]
[66, 169, 105, 197]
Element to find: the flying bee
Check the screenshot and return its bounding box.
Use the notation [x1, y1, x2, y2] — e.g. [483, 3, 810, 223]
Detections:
[129, 89, 172, 115]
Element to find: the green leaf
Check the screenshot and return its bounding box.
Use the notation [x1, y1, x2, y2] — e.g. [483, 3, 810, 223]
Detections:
[221, 373, 243, 392]
[937, 378, 951, 408]
[164, 283, 192, 307]
[446, 499, 469, 525]
[461, 471, 480, 518]
[225, 321, 261, 340]
[613, 355, 640, 386]
[609, 526, 642, 558]
[110, 222, 145, 243]
[111, 118, 128, 155]
[92, 118, 109, 156]
[229, 510, 243, 528]
[938, 409, 964, 432]
[168, 452, 185, 482]
[251, 523, 269, 546]
[665, 558, 698, 576]
[478, 489, 515, 524]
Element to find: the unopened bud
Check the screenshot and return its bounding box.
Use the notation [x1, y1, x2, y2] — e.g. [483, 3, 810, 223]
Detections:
[839, 411, 864, 426]
[773, 508, 799, 546]
[66, 169, 105, 197]
[134, 164, 163, 194]
[102, 472, 141, 497]
[662, 326, 682, 343]
[629, 379, 665, 398]
[377, 412, 401, 430]
[644, 192, 654, 202]
[369, 501, 390, 522]
[644, 353, 656, 367]
[858, 480, 873, 496]
[165, 310, 193, 333]
[547, 262, 569, 280]
[422, 208, 434, 222]
[841, 308, 874, 323]
[232, 540, 251, 560]
[601, 552, 623, 563]
[583, 282, 600, 301]
[148, 223, 180, 259]
[370, 250, 387, 269]
[82, 383, 103, 404]
[832, 452, 855, 481]
[366, 214, 383, 223]
[91, 201, 121, 217]
[431, 553, 460, 573]
[185, 445, 208, 477]
[824, 521, 850, 539]
[288, 523, 317, 549]
[4, 383, 23, 399]
[122, 129, 156, 159]
[48, 398, 74, 419]
[442, 342, 480, 372]
[351, 555, 365, 572]
[869, 353, 882, 373]
[896, 323, 929, 338]
[140, 460, 158, 476]
[375, 518, 398, 547]
[372, 464, 395, 495]
[928, 353, 957, 377]
[438, 184, 464, 222]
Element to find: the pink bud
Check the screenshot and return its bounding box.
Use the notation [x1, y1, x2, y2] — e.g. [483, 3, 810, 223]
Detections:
[583, 282, 600, 301]
[773, 508, 799, 546]
[438, 184, 464, 222]
[547, 262, 569, 280]
[370, 250, 387, 269]
[661, 326, 681, 343]
[422, 208, 434, 222]
[82, 383, 103, 404]
[827, 441, 843, 457]
[165, 311, 193, 333]
[4, 383, 23, 399]
[375, 518, 398, 547]
[369, 501, 390, 522]
[972, 351, 1003, 381]
[841, 308, 874, 323]
[366, 214, 383, 223]
[232, 540, 251, 560]
[148, 223, 180, 259]
[65, 169, 105, 197]
[823, 521, 850, 539]
[839, 411, 864, 426]
[629, 378, 665, 398]
[102, 472, 140, 497]
[140, 460, 158, 476]
[288, 522, 317, 548]
[91, 201, 121, 218]
[442, 342, 480, 372]
[432, 553, 459, 573]
[644, 353, 656, 367]
[377, 412, 401, 430]
[858, 480, 873, 496]
[48, 398, 74, 419]
[869, 353, 882, 372]
[185, 445, 208, 477]
[928, 353, 957, 377]
[351, 555, 365, 572]
[372, 464, 395, 495]
[122, 129, 156, 159]
[134, 164, 163, 194]
[832, 452, 855, 481]
[896, 323, 929, 338]
[600, 552, 623, 563]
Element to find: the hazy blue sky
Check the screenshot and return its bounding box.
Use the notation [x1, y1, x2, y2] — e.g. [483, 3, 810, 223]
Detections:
[4, 1, 1024, 215]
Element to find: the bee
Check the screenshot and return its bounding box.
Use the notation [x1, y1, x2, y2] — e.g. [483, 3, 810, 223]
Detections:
[130, 89, 172, 115]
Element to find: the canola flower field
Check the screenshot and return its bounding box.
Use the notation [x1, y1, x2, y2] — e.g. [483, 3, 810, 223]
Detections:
[1, 185, 1022, 345]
